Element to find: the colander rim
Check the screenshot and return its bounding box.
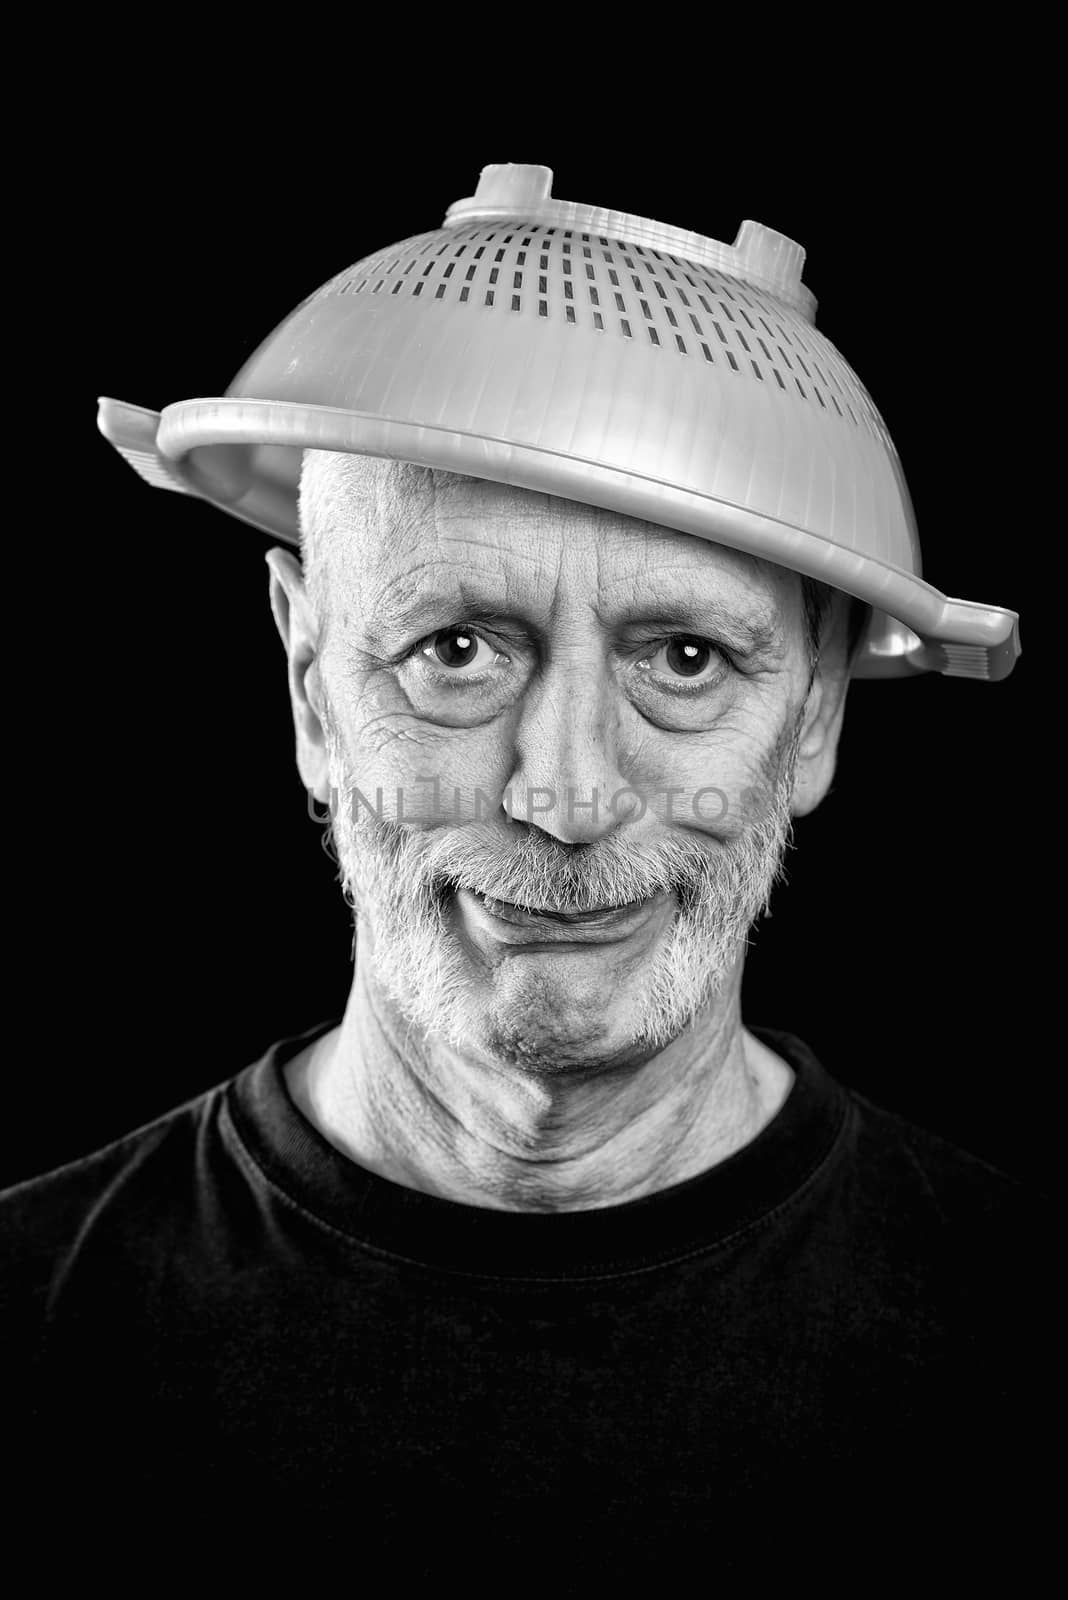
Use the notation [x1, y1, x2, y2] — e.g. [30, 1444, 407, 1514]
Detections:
[153, 394, 1019, 665]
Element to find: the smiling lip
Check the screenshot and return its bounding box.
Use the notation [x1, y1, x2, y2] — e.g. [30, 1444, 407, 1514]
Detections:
[458, 886, 671, 944]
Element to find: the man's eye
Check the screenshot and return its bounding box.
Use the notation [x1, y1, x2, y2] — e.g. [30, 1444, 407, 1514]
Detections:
[637, 636, 725, 684]
[419, 629, 501, 674]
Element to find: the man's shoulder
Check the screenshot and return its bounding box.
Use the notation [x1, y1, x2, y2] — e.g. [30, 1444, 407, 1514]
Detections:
[840, 1078, 1028, 1234]
[766, 1026, 1027, 1222]
[0, 1078, 230, 1284]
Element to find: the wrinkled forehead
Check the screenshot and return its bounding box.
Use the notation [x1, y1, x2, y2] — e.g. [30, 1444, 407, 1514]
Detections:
[302, 453, 801, 632]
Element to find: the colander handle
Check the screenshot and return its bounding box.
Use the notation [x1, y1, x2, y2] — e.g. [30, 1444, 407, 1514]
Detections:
[858, 605, 1021, 682]
[97, 398, 195, 497]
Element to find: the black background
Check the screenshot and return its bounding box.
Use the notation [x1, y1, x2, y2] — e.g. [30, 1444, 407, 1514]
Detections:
[7, 69, 1037, 1188]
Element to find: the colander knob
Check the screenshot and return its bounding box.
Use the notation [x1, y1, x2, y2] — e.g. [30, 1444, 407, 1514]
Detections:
[471, 163, 554, 209]
[733, 220, 806, 295]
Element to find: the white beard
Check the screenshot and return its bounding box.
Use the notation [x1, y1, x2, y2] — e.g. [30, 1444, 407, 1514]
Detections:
[321, 723, 800, 1072]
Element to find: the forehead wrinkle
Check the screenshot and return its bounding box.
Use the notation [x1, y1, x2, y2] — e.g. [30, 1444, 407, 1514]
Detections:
[305, 456, 429, 609]
[361, 530, 556, 620]
[596, 541, 783, 627]
[363, 496, 576, 624]
[430, 530, 555, 576]
[432, 500, 558, 526]
[342, 461, 479, 564]
[362, 554, 474, 623]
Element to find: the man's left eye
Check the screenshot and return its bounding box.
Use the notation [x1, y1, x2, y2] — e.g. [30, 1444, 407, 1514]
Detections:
[420, 629, 501, 674]
[638, 637, 724, 682]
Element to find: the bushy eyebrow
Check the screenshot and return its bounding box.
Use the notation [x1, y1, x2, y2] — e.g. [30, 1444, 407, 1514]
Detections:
[371, 584, 782, 658]
[601, 601, 782, 657]
[367, 582, 513, 649]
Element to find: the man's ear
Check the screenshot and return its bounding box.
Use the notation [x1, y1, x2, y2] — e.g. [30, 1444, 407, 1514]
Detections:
[791, 597, 855, 819]
[265, 548, 331, 805]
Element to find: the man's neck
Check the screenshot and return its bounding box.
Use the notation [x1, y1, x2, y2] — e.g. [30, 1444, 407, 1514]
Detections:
[283, 957, 794, 1213]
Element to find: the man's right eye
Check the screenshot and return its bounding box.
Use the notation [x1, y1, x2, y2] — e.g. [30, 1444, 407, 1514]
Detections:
[419, 629, 505, 676]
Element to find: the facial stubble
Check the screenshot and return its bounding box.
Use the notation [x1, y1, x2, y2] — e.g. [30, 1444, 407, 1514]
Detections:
[319, 714, 801, 1075]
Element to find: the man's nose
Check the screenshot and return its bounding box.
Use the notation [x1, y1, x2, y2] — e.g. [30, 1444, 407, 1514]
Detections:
[504, 666, 641, 844]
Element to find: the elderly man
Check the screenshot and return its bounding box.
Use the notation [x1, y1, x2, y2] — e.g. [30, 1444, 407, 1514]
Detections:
[4, 166, 1028, 1580]
[278, 454, 857, 1197]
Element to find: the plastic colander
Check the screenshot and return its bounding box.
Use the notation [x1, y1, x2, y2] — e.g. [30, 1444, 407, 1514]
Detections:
[97, 162, 1020, 681]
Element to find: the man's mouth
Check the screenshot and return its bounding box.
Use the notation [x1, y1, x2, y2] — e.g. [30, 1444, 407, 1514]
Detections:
[461, 886, 671, 939]
[473, 889, 642, 928]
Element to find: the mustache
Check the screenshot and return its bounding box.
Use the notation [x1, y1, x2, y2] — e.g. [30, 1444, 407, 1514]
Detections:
[336, 807, 793, 916]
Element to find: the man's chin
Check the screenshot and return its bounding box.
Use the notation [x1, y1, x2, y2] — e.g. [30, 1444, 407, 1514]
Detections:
[435, 883, 704, 1077]
[479, 1014, 682, 1080]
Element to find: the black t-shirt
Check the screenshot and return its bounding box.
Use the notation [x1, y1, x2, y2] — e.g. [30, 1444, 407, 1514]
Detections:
[2, 1019, 1035, 1583]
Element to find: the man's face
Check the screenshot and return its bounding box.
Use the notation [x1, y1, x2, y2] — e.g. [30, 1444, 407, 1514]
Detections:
[311, 471, 827, 1079]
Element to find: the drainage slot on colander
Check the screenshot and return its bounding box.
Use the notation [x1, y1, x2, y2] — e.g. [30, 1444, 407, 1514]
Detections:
[308, 220, 877, 438]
